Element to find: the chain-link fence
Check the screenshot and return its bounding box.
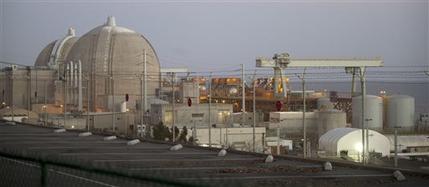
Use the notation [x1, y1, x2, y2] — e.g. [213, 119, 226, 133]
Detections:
[0, 150, 194, 187]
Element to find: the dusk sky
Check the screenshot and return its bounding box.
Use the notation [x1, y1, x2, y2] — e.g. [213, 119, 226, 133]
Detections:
[0, 0, 428, 72]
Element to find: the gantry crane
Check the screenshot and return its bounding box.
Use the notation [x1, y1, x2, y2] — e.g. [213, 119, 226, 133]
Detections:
[256, 52, 383, 162]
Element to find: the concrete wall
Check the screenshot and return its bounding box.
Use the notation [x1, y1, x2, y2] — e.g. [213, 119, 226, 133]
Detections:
[0, 69, 56, 110]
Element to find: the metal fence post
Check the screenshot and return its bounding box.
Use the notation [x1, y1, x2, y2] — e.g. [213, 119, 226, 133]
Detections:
[41, 161, 47, 187]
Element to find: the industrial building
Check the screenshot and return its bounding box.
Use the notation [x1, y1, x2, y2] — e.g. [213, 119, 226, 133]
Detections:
[150, 103, 233, 128]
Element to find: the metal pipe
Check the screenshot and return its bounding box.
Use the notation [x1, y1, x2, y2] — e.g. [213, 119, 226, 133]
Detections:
[86, 78, 90, 132]
[64, 64, 68, 128]
[140, 74, 143, 126]
[69, 61, 73, 108]
[78, 60, 82, 111]
[111, 76, 115, 132]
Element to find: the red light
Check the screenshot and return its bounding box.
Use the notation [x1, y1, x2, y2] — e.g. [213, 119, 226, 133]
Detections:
[276, 101, 283, 111]
[187, 97, 192, 107]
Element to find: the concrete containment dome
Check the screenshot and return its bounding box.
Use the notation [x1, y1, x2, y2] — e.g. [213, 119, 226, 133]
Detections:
[65, 16, 161, 111]
[35, 28, 78, 69]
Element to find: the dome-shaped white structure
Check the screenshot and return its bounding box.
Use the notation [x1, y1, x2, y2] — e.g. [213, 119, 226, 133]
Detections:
[352, 95, 383, 130]
[65, 17, 161, 111]
[35, 27, 78, 69]
[385, 95, 415, 129]
[319, 128, 390, 158]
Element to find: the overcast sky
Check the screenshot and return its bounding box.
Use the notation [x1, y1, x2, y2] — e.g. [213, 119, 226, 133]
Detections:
[0, 0, 428, 72]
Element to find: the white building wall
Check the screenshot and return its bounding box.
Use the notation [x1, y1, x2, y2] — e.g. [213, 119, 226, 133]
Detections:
[195, 127, 266, 152]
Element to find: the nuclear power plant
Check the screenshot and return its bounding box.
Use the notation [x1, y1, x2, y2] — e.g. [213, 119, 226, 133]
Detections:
[1, 16, 429, 169]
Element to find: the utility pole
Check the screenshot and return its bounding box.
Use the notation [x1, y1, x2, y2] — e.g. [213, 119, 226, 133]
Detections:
[359, 67, 367, 164]
[241, 64, 245, 126]
[10, 73, 14, 123]
[394, 126, 399, 167]
[171, 72, 176, 142]
[298, 68, 307, 158]
[252, 70, 257, 152]
[208, 72, 212, 147]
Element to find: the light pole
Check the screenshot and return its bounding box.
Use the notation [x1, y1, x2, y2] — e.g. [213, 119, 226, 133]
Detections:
[241, 64, 245, 126]
[208, 72, 212, 147]
[171, 72, 176, 142]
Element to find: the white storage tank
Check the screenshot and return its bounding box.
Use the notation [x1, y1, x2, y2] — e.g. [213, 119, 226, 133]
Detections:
[352, 95, 383, 130]
[385, 95, 415, 129]
[317, 97, 334, 110]
[317, 110, 347, 136]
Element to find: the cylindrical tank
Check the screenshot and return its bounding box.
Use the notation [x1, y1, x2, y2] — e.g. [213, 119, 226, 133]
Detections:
[385, 95, 415, 129]
[317, 110, 347, 136]
[317, 97, 334, 110]
[352, 95, 383, 130]
[120, 102, 127, 113]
